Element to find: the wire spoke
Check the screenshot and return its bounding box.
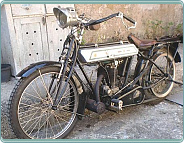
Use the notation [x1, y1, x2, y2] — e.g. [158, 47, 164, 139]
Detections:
[51, 111, 68, 123]
[58, 108, 76, 115]
[34, 112, 45, 139]
[23, 91, 43, 101]
[19, 102, 41, 109]
[30, 82, 44, 100]
[27, 111, 46, 135]
[31, 115, 43, 138]
[21, 96, 35, 104]
[21, 108, 41, 128]
[19, 110, 40, 120]
[38, 70, 53, 104]
[61, 95, 74, 99]
[48, 117, 55, 138]
[34, 79, 44, 98]
[63, 90, 74, 97]
[35, 113, 52, 135]
[59, 100, 75, 108]
[47, 74, 56, 93]
[45, 112, 48, 139]
[21, 114, 42, 127]
[18, 70, 77, 139]
[19, 107, 39, 115]
[52, 112, 63, 132]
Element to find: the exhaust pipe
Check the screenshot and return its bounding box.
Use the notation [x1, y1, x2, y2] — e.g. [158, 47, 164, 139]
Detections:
[86, 99, 106, 114]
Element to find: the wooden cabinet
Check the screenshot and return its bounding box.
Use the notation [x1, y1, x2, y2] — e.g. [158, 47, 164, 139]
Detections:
[13, 17, 49, 70]
[1, 4, 74, 76]
[11, 4, 45, 16]
[45, 4, 73, 14]
[46, 16, 70, 61]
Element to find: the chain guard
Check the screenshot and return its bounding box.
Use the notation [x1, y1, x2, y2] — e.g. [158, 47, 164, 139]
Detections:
[119, 86, 145, 107]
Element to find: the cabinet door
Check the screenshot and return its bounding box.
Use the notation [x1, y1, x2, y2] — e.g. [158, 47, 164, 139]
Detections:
[46, 4, 74, 61]
[46, 16, 70, 61]
[13, 17, 49, 72]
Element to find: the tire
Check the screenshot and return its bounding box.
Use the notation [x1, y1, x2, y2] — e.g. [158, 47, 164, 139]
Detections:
[143, 49, 176, 105]
[8, 66, 79, 139]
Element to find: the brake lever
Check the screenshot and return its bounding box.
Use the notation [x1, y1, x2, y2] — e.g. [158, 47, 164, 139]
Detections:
[77, 15, 91, 25]
[79, 13, 86, 19]
[116, 12, 137, 30]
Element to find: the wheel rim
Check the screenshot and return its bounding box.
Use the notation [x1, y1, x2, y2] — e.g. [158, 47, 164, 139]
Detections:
[150, 53, 175, 98]
[18, 71, 78, 139]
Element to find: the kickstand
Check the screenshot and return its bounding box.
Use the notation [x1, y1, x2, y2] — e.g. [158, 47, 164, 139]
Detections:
[169, 79, 183, 86]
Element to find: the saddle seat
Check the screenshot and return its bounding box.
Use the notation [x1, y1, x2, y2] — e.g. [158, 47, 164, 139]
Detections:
[128, 34, 157, 50]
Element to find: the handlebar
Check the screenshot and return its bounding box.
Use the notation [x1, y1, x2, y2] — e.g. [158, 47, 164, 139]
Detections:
[84, 13, 119, 27]
[123, 14, 136, 25]
[84, 12, 136, 29]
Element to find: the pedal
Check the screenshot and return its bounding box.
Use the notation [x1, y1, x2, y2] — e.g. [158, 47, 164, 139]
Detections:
[110, 99, 123, 111]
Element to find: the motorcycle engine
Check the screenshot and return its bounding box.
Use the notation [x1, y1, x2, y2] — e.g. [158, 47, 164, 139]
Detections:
[98, 57, 133, 107]
[101, 59, 126, 96]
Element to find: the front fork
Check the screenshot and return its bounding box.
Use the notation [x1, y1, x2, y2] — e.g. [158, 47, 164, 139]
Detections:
[52, 37, 78, 110]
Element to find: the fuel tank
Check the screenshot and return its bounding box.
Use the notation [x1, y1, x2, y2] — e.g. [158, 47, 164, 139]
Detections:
[78, 41, 138, 63]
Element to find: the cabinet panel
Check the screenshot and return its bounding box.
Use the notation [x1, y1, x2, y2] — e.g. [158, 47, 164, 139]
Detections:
[2, 4, 74, 75]
[46, 16, 70, 61]
[45, 4, 74, 14]
[13, 17, 49, 72]
[11, 4, 45, 17]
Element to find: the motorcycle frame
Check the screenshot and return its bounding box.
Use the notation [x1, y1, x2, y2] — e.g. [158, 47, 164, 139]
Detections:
[52, 35, 181, 108]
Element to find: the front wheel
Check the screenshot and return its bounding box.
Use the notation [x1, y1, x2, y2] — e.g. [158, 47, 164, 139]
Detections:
[143, 50, 176, 105]
[8, 66, 79, 139]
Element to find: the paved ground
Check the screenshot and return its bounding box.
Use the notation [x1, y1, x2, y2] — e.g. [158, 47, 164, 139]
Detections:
[1, 44, 183, 139]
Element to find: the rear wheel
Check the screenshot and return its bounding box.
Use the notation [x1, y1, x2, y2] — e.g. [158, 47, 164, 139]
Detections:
[8, 66, 79, 139]
[144, 50, 175, 105]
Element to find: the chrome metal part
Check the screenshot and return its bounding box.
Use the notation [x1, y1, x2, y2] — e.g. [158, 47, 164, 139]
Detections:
[53, 7, 78, 29]
[79, 43, 138, 63]
[117, 12, 137, 30]
[110, 99, 123, 111]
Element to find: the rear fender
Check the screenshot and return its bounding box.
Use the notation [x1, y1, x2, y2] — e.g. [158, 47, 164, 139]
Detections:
[17, 61, 87, 119]
[166, 42, 181, 63]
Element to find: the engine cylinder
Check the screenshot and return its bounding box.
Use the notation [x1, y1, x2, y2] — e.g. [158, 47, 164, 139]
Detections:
[106, 64, 117, 88]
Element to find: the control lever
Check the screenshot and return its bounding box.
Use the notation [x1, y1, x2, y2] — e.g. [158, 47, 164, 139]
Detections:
[116, 12, 137, 30]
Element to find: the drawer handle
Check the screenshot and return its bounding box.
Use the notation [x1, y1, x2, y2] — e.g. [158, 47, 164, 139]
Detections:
[21, 4, 31, 10]
[42, 16, 46, 25]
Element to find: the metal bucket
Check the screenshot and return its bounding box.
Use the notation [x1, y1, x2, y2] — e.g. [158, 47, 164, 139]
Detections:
[1, 64, 11, 82]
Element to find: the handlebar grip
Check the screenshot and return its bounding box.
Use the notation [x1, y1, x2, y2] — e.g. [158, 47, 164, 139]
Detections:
[88, 20, 100, 30]
[84, 13, 119, 27]
[123, 14, 136, 24]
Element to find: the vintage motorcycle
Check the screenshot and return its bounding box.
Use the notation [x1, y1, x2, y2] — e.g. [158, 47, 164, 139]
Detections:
[8, 7, 182, 139]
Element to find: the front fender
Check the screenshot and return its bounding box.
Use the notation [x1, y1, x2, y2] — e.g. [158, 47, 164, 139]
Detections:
[17, 61, 61, 77]
[17, 61, 87, 119]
